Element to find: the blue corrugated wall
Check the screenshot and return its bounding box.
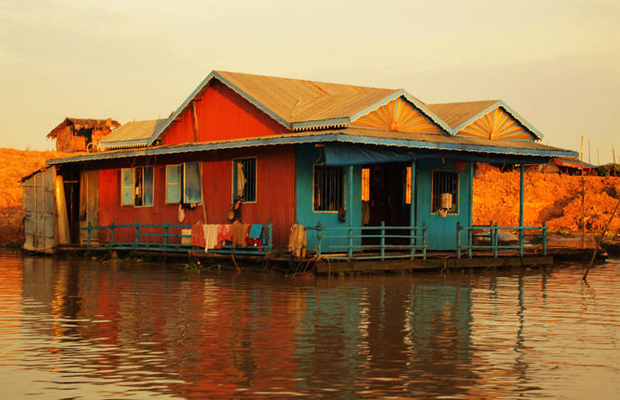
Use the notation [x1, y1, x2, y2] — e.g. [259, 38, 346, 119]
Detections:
[296, 144, 362, 252]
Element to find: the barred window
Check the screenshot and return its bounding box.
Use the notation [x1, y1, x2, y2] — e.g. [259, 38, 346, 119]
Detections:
[432, 170, 458, 213]
[233, 158, 256, 202]
[314, 165, 344, 211]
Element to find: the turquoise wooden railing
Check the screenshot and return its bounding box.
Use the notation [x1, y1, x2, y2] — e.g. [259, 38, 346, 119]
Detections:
[456, 222, 548, 258]
[305, 222, 427, 260]
[80, 221, 272, 255]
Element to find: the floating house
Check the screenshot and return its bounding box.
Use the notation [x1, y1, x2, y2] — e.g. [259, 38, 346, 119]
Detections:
[24, 71, 578, 268]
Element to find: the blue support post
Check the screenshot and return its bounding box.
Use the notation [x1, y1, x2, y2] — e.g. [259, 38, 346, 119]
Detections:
[348, 226, 353, 259]
[542, 222, 547, 256]
[380, 221, 386, 260]
[456, 222, 462, 259]
[163, 220, 169, 248]
[316, 222, 322, 256]
[422, 224, 427, 260]
[268, 222, 273, 253]
[348, 165, 354, 258]
[468, 224, 473, 259]
[493, 222, 498, 258]
[135, 220, 140, 248]
[110, 222, 115, 245]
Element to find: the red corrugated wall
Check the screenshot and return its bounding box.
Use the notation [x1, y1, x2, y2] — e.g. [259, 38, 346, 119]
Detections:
[98, 146, 296, 248]
[162, 80, 290, 145]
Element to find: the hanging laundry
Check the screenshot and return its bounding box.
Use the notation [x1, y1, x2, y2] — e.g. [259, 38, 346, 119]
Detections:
[191, 222, 205, 248]
[248, 224, 264, 239]
[288, 224, 306, 259]
[237, 162, 247, 198]
[232, 220, 248, 248]
[217, 224, 233, 248]
[202, 224, 219, 251]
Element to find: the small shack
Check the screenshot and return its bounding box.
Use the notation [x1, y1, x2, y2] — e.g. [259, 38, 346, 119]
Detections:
[47, 118, 120, 152]
[539, 157, 597, 175]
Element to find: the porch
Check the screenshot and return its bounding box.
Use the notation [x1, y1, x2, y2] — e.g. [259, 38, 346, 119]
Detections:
[68, 219, 580, 275]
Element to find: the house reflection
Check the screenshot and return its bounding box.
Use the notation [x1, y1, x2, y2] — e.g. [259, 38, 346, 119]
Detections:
[14, 259, 547, 398]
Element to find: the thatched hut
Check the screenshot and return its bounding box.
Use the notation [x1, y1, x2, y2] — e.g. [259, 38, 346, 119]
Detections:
[47, 118, 120, 152]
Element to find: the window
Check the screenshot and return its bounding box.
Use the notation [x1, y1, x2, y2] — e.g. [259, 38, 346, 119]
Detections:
[314, 165, 344, 211]
[165, 165, 182, 204]
[431, 170, 459, 214]
[233, 158, 256, 202]
[165, 162, 202, 204]
[121, 166, 153, 207]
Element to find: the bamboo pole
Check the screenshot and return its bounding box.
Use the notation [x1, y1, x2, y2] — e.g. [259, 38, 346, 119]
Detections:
[583, 197, 620, 281]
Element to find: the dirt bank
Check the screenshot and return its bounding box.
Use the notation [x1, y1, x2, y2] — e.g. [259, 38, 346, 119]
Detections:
[473, 166, 620, 236]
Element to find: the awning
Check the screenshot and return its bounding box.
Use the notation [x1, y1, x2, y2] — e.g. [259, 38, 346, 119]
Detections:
[322, 143, 552, 166]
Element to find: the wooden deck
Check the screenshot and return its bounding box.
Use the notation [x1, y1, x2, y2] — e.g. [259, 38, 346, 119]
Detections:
[50, 243, 603, 275]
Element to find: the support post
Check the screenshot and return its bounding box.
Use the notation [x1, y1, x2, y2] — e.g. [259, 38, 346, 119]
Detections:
[542, 222, 547, 256]
[410, 161, 416, 259]
[456, 222, 462, 259]
[110, 222, 115, 245]
[164, 220, 169, 248]
[380, 221, 386, 260]
[519, 164, 525, 252]
[267, 222, 273, 253]
[348, 165, 354, 257]
[493, 222, 499, 258]
[135, 220, 140, 248]
[316, 222, 322, 256]
[87, 221, 92, 247]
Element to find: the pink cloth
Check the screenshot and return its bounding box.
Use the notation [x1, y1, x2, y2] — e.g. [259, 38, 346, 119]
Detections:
[191, 222, 205, 248]
[217, 224, 233, 249]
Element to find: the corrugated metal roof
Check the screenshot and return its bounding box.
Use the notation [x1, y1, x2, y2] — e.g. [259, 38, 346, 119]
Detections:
[216, 70, 398, 124]
[427, 100, 544, 140]
[427, 101, 499, 129]
[554, 157, 595, 169]
[136, 71, 452, 146]
[47, 126, 577, 166]
[98, 119, 167, 149]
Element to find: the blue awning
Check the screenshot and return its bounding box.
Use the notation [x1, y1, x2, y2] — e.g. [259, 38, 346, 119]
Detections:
[322, 143, 551, 166]
[323, 144, 418, 166]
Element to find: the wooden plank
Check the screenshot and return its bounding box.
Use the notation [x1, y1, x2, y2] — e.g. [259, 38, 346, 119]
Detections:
[314, 255, 553, 274]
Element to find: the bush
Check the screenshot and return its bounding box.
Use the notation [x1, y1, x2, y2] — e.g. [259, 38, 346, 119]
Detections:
[596, 163, 620, 177]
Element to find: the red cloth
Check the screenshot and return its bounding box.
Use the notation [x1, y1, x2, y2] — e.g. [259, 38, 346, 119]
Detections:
[191, 222, 205, 248]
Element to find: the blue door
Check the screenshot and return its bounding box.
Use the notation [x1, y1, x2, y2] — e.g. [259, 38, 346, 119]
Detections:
[415, 159, 472, 251]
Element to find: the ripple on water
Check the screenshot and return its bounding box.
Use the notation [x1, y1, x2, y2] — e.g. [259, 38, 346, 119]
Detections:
[0, 254, 619, 399]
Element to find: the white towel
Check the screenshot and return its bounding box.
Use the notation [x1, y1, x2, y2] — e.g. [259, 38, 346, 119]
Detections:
[203, 224, 219, 251]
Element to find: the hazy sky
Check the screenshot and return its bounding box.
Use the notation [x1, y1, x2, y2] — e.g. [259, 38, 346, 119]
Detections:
[1, 0, 618, 163]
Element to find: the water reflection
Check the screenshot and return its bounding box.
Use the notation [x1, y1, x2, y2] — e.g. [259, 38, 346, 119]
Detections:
[0, 254, 618, 399]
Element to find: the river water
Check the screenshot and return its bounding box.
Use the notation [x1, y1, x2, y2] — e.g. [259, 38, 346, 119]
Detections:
[0, 253, 618, 399]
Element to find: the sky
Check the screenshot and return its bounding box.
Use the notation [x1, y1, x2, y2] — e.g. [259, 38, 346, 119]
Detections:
[1, 0, 619, 164]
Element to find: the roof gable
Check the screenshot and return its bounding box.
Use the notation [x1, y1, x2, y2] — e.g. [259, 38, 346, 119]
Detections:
[351, 96, 444, 134]
[428, 100, 543, 141]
